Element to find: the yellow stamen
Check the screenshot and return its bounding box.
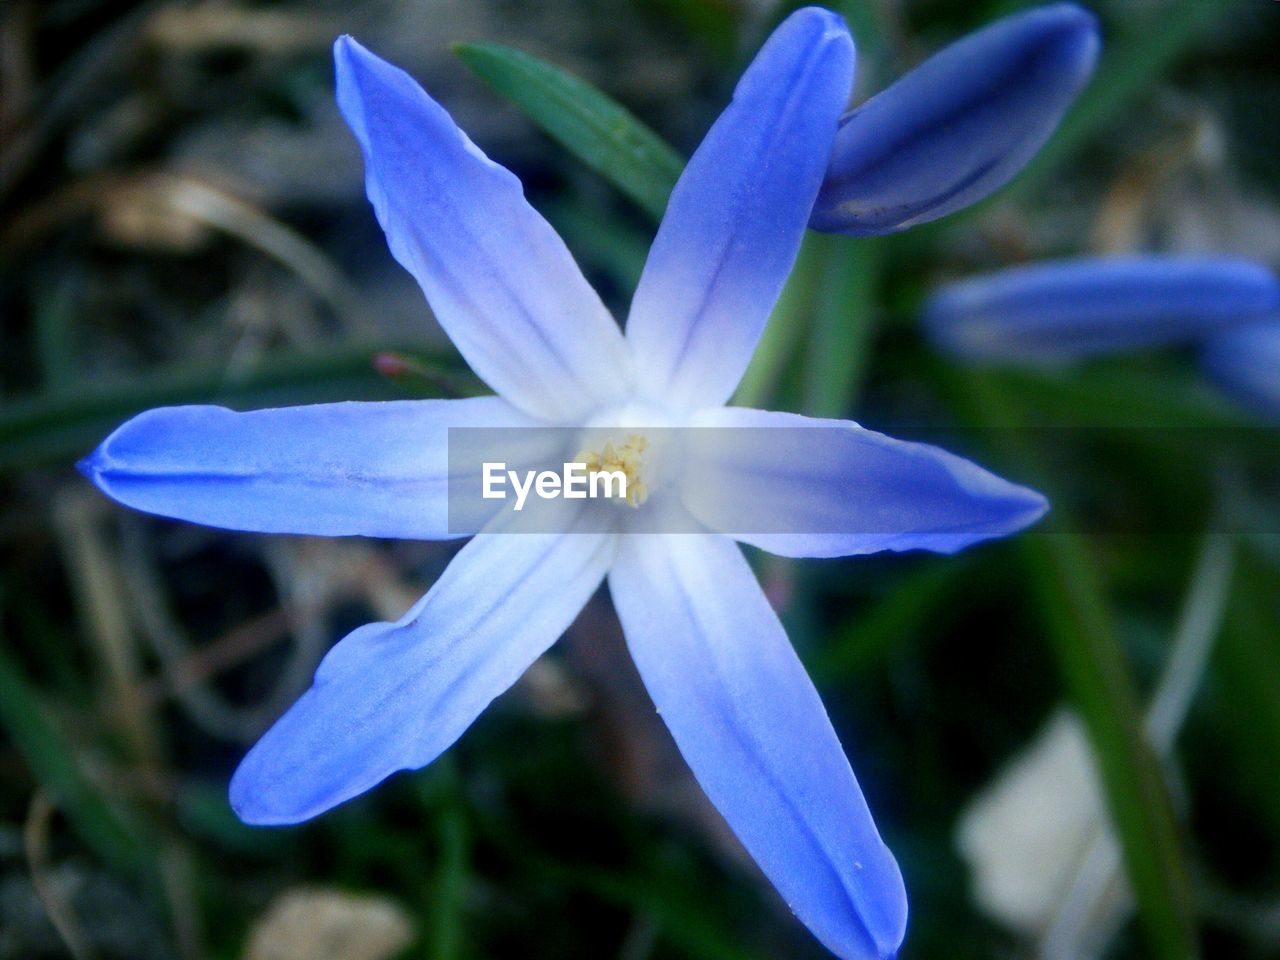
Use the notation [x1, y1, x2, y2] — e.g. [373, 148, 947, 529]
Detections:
[573, 433, 649, 507]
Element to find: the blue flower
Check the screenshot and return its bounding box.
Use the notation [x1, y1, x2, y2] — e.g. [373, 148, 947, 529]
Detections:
[1201, 320, 1280, 418]
[78, 10, 1047, 958]
[811, 2, 1100, 236]
[923, 255, 1280, 363]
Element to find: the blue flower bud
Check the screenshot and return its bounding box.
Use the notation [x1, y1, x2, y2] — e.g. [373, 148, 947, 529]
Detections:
[923, 256, 1280, 362]
[811, 3, 1099, 236]
[1201, 321, 1280, 417]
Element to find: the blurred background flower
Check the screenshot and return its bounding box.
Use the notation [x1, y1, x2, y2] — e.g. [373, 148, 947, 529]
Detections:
[2, 2, 1279, 960]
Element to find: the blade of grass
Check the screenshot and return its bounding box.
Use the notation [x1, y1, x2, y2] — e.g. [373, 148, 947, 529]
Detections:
[414, 758, 469, 960]
[1021, 533, 1198, 959]
[454, 42, 684, 221]
[33, 275, 80, 390]
[803, 233, 882, 418]
[0, 343, 438, 471]
[428, 805, 468, 960]
[0, 632, 150, 876]
[1042, 531, 1234, 955]
[959, 371, 1199, 960]
[1209, 548, 1280, 837]
[733, 233, 824, 409]
[1145, 533, 1235, 754]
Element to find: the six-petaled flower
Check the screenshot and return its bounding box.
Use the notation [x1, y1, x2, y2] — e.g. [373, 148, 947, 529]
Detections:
[79, 9, 1054, 959]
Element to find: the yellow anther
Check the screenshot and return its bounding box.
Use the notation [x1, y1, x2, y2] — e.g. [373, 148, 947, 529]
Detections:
[574, 433, 650, 507]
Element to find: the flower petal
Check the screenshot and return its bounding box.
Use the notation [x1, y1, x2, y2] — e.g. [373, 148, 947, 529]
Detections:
[681, 406, 1047, 558]
[335, 37, 631, 422]
[925, 256, 1280, 362]
[231, 519, 615, 824]
[811, 3, 1099, 235]
[78, 397, 548, 539]
[610, 533, 907, 960]
[625, 8, 855, 411]
[1201, 320, 1280, 418]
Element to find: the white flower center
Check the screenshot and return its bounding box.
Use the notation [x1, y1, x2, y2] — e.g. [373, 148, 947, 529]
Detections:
[574, 399, 683, 510]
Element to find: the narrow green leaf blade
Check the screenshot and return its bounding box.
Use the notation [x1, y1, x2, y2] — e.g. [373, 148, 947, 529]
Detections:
[803, 233, 883, 419]
[1210, 551, 1280, 838]
[428, 806, 469, 960]
[1022, 532, 1199, 960]
[733, 233, 824, 409]
[955, 371, 1200, 960]
[0, 641, 149, 875]
[454, 42, 685, 220]
[0, 344, 434, 471]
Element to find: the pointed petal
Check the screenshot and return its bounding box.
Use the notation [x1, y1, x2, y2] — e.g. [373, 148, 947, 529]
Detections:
[77, 397, 548, 539]
[231, 520, 615, 824]
[625, 8, 855, 411]
[610, 533, 907, 959]
[924, 256, 1280, 362]
[1201, 320, 1280, 418]
[682, 406, 1047, 558]
[335, 37, 631, 421]
[812, 3, 1099, 235]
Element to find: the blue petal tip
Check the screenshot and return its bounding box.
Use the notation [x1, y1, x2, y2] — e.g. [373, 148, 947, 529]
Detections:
[228, 761, 301, 828]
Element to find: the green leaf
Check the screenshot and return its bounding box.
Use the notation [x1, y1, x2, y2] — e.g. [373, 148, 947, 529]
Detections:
[0, 344, 436, 471]
[733, 234, 824, 409]
[802, 233, 883, 418]
[1210, 551, 1280, 837]
[0, 639, 150, 875]
[1021, 533, 1198, 960]
[428, 806, 469, 960]
[454, 42, 685, 220]
[957, 371, 1200, 960]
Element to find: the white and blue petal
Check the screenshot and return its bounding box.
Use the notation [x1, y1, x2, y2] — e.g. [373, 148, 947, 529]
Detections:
[231, 517, 616, 824]
[77, 398, 549, 539]
[1201, 320, 1280, 418]
[925, 256, 1280, 362]
[335, 37, 632, 422]
[625, 7, 855, 412]
[811, 3, 1099, 236]
[681, 406, 1047, 558]
[610, 533, 907, 960]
